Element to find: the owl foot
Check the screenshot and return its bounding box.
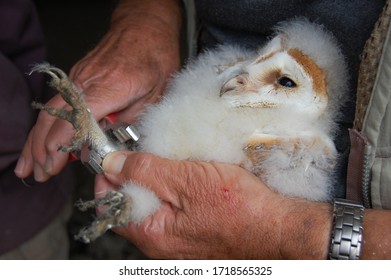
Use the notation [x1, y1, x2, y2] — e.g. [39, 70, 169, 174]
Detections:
[74, 191, 133, 243]
[30, 63, 107, 153]
[30, 64, 133, 242]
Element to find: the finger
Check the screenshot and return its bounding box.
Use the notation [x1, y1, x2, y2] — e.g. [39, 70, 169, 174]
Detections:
[16, 125, 54, 182]
[70, 59, 136, 119]
[102, 151, 184, 208]
[94, 171, 180, 257]
[93, 174, 121, 218]
[29, 95, 73, 181]
[82, 86, 126, 121]
[111, 202, 179, 258]
[115, 90, 161, 123]
[94, 173, 119, 199]
[14, 131, 34, 178]
[29, 80, 124, 179]
[42, 118, 75, 176]
[71, 61, 164, 123]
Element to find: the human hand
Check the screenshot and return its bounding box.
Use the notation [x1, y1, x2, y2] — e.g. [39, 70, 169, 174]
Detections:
[14, 0, 181, 182]
[96, 151, 332, 259]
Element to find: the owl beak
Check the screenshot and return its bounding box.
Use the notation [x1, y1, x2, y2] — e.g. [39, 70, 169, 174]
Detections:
[220, 73, 249, 96]
[220, 76, 238, 96]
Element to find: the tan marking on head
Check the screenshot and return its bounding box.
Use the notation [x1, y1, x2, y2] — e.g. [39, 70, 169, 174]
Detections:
[288, 49, 327, 98]
[257, 68, 282, 87]
[254, 51, 279, 64]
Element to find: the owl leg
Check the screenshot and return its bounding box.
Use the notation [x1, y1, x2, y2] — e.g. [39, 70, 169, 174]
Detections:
[31, 64, 131, 242]
[30, 63, 107, 153]
[245, 133, 337, 173]
[74, 191, 133, 243]
[245, 133, 338, 201]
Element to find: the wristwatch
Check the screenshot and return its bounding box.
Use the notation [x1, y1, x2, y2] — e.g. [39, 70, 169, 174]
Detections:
[329, 198, 364, 260]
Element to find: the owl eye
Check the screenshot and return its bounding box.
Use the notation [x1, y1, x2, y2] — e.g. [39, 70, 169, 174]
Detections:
[278, 77, 297, 88]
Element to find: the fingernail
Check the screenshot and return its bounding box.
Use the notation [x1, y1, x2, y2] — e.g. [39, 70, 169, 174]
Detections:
[14, 156, 25, 176]
[102, 152, 126, 174]
[44, 156, 53, 174]
[34, 163, 48, 182]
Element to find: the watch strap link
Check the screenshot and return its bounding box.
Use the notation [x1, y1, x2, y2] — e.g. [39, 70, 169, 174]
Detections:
[329, 198, 364, 260]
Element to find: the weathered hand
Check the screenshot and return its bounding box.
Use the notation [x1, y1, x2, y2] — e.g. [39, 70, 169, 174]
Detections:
[14, 0, 181, 182]
[96, 151, 332, 259]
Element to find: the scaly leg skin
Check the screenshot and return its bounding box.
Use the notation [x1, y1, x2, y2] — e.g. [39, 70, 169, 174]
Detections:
[74, 191, 133, 243]
[30, 63, 108, 153]
[30, 64, 131, 242]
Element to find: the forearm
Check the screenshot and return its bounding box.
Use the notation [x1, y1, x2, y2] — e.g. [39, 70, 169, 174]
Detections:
[238, 191, 333, 259]
[278, 199, 391, 260]
[277, 199, 333, 259]
[362, 208, 391, 259]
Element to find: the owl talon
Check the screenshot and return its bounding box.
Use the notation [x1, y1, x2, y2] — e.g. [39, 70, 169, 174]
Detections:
[30, 64, 125, 242]
[74, 191, 133, 243]
[30, 63, 107, 153]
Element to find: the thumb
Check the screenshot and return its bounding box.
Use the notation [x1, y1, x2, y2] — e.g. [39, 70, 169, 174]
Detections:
[101, 150, 155, 186]
[102, 151, 127, 174]
[101, 151, 129, 185]
[102, 150, 182, 208]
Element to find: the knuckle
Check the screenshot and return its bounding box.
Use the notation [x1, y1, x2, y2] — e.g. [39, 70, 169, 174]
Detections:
[30, 143, 46, 165]
[45, 140, 60, 154]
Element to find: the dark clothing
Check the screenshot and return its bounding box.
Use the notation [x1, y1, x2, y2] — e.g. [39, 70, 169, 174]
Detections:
[194, 0, 386, 197]
[0, 0, 73, 254]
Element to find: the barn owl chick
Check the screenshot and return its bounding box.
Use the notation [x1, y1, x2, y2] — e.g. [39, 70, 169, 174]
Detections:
[31, 19, 347, 242]
[138, 19, 347, 200]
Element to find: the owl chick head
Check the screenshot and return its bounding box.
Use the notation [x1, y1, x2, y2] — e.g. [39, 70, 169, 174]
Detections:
[220, 19, 348, 121]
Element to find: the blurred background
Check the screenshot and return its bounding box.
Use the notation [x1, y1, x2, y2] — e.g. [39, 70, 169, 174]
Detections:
[35, 0, 113, 72]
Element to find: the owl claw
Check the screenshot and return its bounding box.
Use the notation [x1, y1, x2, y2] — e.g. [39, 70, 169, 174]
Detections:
[30, 64, 131, 243]
[30, 63, 106, 153]
[74, 191, 133, 243]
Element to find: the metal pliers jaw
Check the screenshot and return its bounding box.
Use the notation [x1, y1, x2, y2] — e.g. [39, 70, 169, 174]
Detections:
[78, 124, 140, 174]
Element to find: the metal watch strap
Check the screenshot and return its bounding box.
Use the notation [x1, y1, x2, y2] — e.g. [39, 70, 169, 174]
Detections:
[329, 198, 364, 260]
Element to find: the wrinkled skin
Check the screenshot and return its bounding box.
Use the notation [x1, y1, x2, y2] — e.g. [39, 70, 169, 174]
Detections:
[97, 151, 333, 259]
[14, 0, 181, 182]
[14, 0, 391, 260]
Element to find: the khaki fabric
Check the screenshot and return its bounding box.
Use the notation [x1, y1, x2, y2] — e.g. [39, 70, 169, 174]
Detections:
[363, 22, 391, 209]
